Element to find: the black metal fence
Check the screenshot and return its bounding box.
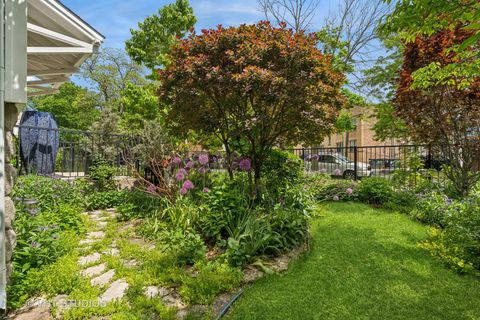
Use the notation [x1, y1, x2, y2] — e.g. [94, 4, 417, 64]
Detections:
[14, 124, 452, 183]
[14, 125, 136, 178]
[286, 145, 448, 181]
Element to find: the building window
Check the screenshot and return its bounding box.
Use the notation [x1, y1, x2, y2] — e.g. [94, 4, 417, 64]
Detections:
[349, 140, 357, 152]
[336, 142, 343, 153]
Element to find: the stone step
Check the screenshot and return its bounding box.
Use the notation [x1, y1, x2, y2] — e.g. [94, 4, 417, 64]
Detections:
[99, 279, 129, 303]
[91, 269, 115, 287]
[78, 252, 101, 266]
[86, 231, 105, 239]
[80, 263, 106, 278]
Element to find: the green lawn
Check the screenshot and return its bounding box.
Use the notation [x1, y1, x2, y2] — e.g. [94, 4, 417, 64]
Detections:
[228, 202, 480, 320]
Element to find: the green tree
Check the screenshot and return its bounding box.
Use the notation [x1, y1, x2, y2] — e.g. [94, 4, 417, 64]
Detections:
[395, 29, 479, 197]
[81, 47, 145, 112]
[29, 82, 100, 130]
[126, 0, 196, 73]
[381, 0, 480, 89]
[119, 83, 159, 133]
[159, 22, 345, 183]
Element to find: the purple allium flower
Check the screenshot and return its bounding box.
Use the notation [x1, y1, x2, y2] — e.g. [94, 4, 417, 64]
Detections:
[147, 185, 156, 193]
[179, 187, 188, 195]
[186, 160, 194, 169]
[178, 168, 187, 175]
[175, 172, 185, 181]
[333, 195, 340, 201]
[198, 167, 206, 174]
[239, 158, 251, 171]
[202, 187, 210, 193]
[346, 188, 353, 195]
[198, 154, 209, 165]
[31, 241, 41, 249]
[172, 157, 182, 165]
[183, 180, 194, 190]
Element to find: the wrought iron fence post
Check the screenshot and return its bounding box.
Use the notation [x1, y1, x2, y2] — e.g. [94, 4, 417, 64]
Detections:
[427, 144, 433, 181]
[354, 146, 358, 181]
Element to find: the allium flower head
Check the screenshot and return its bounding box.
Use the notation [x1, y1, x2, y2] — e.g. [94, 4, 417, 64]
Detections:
[175, 172, 185, 181]
[183, 180, 194, 190]
[202, 187, 210, 193]
[179, 187, 188, 195]
[239, 158, 251, 171]
[186, 160, 194, 168]
[198, 167, 206, 174]
[172, 157, 182, 165]
[199, 154, 209, 165]
[346, 188, 353, 195]
[178, 168, 187, 175]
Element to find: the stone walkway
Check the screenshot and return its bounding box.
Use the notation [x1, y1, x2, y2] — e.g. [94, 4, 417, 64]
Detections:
[76, 209, 130, 304]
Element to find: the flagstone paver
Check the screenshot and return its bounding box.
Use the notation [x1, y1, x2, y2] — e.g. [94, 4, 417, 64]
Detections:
[103, 247, 120, 256]
[81, 263, 107, 278]
[78, 252, 101, 266]
[86, 231, 105, 239]
[79, 239, 96, 246]
[90, 269, 115, 287]
[99, 279, 129, 303]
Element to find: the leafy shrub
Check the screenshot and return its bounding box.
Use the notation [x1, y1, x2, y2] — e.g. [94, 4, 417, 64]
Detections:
[420, 193, 480, 273]
[85, 190, 126, 210]
[311, 177, 357, 202]
[89, 161, 117, 191]
[198, 176, 252, 243]
[262, 149, 303, 191]
[410, 191, 453, 226]
[356, 177, 393, 205]
[225, 209, 279, 267]
[382, 189, 417, 214]
[159, 228, 207, 265]
[179, 261, 243, 304]
[303, 172, 333, 194]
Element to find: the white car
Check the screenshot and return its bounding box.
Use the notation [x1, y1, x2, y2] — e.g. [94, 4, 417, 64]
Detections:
[307, 153, 372, 179]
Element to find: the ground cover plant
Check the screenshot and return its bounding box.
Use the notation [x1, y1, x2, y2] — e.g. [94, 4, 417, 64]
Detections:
[9, 176, 88, 309]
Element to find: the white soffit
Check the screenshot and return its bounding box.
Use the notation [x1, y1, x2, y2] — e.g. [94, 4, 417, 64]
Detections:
[27, 0, 104, 96]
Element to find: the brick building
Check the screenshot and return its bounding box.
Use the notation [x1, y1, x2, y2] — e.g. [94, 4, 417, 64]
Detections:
[301, 106, 406, 164]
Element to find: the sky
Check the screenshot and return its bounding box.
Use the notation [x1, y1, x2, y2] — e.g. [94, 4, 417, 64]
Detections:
[62, 0, 339, 49]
